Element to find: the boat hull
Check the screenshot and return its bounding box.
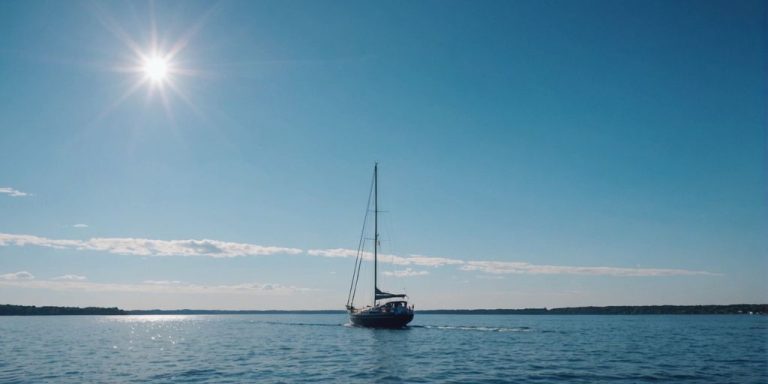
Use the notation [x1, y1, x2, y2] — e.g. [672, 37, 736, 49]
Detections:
[349, 312, 414, 328]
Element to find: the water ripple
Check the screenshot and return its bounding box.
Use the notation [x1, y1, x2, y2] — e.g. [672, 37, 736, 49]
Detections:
[0, 314, 765, 383]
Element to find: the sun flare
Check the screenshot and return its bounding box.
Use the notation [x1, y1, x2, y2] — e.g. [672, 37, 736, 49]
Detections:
[143, 56, 169, 82]
[99, 3, 205, 121]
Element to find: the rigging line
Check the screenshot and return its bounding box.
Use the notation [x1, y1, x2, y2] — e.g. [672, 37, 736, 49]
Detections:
[350, 169, 376, 306]
[350, 171, 375, 307]
[350, 238, 366, 306]
[347, 236, 363, 307]
[349, 240, 365, 306]
[347, 169, 375, 307]
[347, 240, 363, 307]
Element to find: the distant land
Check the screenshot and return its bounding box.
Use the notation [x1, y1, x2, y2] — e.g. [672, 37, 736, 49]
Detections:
[1, 304, 766, 316]
[0, 304, 125, 316]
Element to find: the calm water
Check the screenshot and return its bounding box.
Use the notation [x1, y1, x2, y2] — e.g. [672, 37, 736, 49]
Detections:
[0, 314, 765, 383]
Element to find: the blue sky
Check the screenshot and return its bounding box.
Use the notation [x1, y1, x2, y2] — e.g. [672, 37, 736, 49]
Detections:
[0, 0, 765, 309]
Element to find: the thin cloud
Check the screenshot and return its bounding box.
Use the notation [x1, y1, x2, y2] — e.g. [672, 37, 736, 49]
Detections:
[0, 232, 719, 277]
[307, 248, 358, 258]
[73, 224, 89, 228]
[0, 187, 29, 197]
[0, 273, 309, 294]
[459, 261, 719, 277]
[142, 280, 182, 285]
[0, 233, 303, 258]
[308, 248, 463, 267]
[0, 271, 34, 280]
[52, 274, 87, 281]
[383, 268, 429, 277]
[308, 247, 718, 277]
[406, 254, 465, 267]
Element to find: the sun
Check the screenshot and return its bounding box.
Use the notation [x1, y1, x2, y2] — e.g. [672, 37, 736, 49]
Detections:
[97, 1, 209, 121]
[143, 56, 169, 82]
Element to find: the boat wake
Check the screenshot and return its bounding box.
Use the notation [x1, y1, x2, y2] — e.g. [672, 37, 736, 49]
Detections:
[254, 321, 531, 332]
[411, 325, 532, 332]
[256, 321, 345, 327]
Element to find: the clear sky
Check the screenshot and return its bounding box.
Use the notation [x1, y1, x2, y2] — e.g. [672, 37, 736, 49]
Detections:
[0, 0, 765, 310]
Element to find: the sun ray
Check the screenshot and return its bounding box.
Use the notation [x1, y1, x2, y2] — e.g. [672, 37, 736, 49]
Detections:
[165, 80, 202, 120]
[158, 84, 176, 127]
[89, 2, 146, 62]
[95, 78, 149, 123]
[165, 4, 220, 61]
[149, 0, 158, 54]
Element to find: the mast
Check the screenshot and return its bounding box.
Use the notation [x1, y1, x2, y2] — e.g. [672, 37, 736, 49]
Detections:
[373, 162, 378, 306]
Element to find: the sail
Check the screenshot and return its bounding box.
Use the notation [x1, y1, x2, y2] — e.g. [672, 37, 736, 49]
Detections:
[376, 287, 406, 300]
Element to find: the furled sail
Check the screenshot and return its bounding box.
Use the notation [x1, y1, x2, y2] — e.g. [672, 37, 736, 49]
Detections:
[376, 287, 406, 300]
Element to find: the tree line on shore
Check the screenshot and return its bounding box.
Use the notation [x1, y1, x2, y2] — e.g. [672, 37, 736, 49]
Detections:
[0, 304, 125, 316]
[1, 304, 765, 316]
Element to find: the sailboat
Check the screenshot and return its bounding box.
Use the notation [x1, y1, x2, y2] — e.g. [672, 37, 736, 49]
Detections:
[346, 163, 414, 328]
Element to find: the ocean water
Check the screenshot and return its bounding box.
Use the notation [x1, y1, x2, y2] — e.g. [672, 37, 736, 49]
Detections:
[0, 314, 765, 383]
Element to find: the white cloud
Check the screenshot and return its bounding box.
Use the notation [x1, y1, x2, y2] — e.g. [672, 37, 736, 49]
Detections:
[72, 224, 89, 228]
[383, 268, 429, 277]
[307, 248, 358, 258]
[0, 233, 303, 258]
[459, 261, 719, 277]
[405, 254, 465, 267]
[0, 276, 310, 294]
[142, 280, 182, 285]
[475, 274, 505, 280]
[0, 187, 29, 197]
[52, 274, 87, 281]
[0, 232, 719, 278]
[0, 271, 34, 280]
[308, 248, 464, 267]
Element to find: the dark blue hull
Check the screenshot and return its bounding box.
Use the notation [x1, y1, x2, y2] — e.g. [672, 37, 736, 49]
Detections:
[349, 312, 414, 328]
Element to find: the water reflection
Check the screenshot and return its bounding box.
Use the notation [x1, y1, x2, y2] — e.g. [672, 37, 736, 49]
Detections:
[367, 327, 413, 380]
[103, 315, 202, 323]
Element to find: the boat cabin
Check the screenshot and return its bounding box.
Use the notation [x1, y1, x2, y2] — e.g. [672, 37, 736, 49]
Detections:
[380, 300, 411, 314]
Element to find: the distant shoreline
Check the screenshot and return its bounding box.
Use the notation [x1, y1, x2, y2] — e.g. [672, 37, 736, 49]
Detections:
[1, 304, 766, 316]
